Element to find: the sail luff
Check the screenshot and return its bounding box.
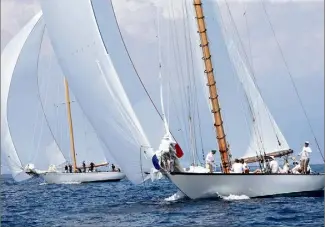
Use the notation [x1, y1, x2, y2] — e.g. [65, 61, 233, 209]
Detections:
[193, 0, 230, 173]
[63, 78, 77, 171]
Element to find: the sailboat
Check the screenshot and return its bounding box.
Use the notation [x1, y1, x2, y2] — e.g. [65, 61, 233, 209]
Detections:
[157, 0, 324, 199]
[35, 77, 126, 184]
[1, 11, 125, 184]
[38, 0, 323, 197]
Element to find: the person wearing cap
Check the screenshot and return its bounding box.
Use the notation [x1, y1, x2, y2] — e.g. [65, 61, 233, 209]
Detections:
[205, 150, 216, 173]
[299, 141, 312, 174]
[269, 156, 279, 173]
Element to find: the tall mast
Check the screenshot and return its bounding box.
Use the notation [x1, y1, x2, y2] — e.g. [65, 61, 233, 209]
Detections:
[64, 78, 77, 172]
[193, 0, 231, 173]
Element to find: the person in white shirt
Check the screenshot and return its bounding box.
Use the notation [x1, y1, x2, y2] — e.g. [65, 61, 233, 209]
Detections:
[269, 156, 279, 173]
[299, 141, 312, 174]
[205, 150, 216, 173]
[240, 159, 249, 174]
[231, 159, 244, 173]
[280, 162, 290, 173]
[291, 161, 302, 174]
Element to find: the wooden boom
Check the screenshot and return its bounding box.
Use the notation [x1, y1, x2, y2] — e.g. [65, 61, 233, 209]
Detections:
[243, 149, 294, 164]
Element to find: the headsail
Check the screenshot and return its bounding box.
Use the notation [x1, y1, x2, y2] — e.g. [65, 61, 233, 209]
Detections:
[40, 0, 164, 184]
[1, 12, 64, 181]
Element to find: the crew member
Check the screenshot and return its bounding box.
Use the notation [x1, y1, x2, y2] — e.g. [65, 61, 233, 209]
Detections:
[299, 141, 312, 174]
[205, 150, 216, 173]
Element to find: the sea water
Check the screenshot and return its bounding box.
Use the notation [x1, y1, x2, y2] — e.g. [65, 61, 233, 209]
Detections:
[1, 164, 324, 227]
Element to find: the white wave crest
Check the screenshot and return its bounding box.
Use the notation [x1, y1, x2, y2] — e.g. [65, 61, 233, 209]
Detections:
[60, 181, 81, 184]
[164, 190, 186, 201]
[221, 194, 250, 200]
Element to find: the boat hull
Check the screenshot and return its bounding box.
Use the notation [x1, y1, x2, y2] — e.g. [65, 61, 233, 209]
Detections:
[39, 171, 126, 184]
[167, 172, 324, 199]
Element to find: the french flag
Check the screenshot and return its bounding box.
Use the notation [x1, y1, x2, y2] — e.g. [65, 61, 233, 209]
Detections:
[175, 143, 184, 158]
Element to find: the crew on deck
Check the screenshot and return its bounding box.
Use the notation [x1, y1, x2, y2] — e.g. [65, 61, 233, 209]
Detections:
[241, 159, 249, 174]
[205, 150, 216, 173]
[269, 156, 279, 173]
[299, 141, 312, 174]
[231, 159, 244, 173]
[82, 161, 86, 173]
[89, 162, 95, 172]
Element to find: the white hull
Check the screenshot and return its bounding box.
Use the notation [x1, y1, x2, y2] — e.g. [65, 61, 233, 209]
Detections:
[167, 172, 324, 199]
[39, 171, 126, 184]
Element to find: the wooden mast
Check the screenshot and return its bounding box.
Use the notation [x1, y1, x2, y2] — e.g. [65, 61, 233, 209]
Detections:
[64, 78, 78, 172]
[193, 0, 231, 173]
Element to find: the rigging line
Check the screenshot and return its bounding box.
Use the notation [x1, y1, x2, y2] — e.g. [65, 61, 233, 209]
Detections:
[260, 1, 324, 161]
[183, 0, 200, 161]
[166, 1, 190, 150]
[169, 0, 191, 133]
[184, 1, 204, 162]
[181, 0, 197, 164]
[243, 5, 254, 78]
[109, 1, 182, 144]
[223, 0, 282, 148]
[35, 29, 68, 162]
[216, 2, 265, 155]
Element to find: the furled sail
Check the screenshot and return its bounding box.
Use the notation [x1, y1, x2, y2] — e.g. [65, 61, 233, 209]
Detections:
[40, 0, 165, 184]
[1, 12, 65, 181]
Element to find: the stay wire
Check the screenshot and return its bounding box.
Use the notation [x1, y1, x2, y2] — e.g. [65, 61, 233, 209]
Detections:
[260, 1, 324, 161]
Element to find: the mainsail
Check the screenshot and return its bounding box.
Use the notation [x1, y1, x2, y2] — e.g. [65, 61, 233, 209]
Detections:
[210, 2, 290, 158]
[40, 0, 164, 184]
[1, 12, 65, 180]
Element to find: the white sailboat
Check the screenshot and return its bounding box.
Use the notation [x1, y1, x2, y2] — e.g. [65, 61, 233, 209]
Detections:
[1, 12, 125, 184]
[160, 0, 324, 198]
[37, 77, 126, 184]
[38, 0, 323, 197]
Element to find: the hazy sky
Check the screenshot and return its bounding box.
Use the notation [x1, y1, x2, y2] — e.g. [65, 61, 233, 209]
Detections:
[1, 0, 324, 174]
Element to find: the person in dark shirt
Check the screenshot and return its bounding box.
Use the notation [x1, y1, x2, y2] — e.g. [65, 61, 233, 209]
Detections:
[82, 161, 86, 173]
[90, 162, 95, 172]
[68, 164, 72, 173]
[111, 163, 115, 172]
[64, 165, 68, 173]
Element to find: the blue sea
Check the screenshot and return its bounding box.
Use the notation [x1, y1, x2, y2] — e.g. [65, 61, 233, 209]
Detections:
[1, 164, 324, 227]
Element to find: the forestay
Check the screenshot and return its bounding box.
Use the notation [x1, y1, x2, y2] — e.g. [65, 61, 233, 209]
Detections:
[40, 0, 165, 184]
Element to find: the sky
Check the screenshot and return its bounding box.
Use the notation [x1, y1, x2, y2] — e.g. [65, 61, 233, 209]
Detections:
[1, 0, 324, 174]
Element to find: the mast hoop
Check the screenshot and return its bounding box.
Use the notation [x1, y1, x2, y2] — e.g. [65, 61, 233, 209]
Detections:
[197, 29, 207, 34]
[204, 68, 213, 74]
[206, 81, 216, 86]
[202, 55, 211, 60]
[199, 42, 209, 47]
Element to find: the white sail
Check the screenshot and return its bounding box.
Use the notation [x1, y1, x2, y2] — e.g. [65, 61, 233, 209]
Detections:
[1, 12, 46, 180]
[36, 51, 110, 166]
[227, 42, 290, 157]
[208, 2, 290, 157]
[40, 0, 164, 184]
[1, 12, 43, 181]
